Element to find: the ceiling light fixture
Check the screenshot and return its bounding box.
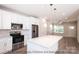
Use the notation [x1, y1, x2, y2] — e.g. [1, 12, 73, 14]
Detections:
[50, 4, 53, 6]
[54, 8, 56, 10]
[50, 4, 57, 24]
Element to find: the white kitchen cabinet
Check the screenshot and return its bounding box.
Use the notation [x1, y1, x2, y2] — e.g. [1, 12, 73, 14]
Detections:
[0, 9, 40, 30]
[0, 37, 12, 53]
[1, 10, 23, 29]
[0, 9, 3, 29]
[10, 13, 18, 23]
[22, 17, 30, 29]
[11, 13, 23, 24]
[2, 10, 24, 29]
[5, 37, 12, 53]
[0, 39, 5, 53]
[30, 17, 39, 25]
[11, 14, 31, 29]
[2, 10, 11, 29]
[11, 16, 19, 23]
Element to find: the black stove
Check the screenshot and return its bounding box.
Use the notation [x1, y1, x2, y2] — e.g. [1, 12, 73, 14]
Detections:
[10, 23, 24, 50]
[10, 33, 24, 44]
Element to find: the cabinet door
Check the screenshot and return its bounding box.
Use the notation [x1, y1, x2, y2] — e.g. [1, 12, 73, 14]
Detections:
[11, 14, 23, 23]
[0, 37, 12, 53]
[2, 10, 11, 29]
[22, 17, 30, 29]
[0, 39, 5, 53]
[0, 10, 2, 29]
[30, 17, 39, 25]
[11, 13, 18, 23]
[0, 14, 1, 29]
[5, 37, 12, 52]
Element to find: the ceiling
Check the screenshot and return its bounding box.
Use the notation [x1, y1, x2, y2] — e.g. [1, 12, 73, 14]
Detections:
[1, 4, 79, 24]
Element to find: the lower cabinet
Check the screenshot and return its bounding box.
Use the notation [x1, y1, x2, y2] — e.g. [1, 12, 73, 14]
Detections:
[0, 37, 12, 53]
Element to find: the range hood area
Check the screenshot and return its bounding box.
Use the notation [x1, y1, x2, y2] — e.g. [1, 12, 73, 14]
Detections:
[10, 23, 24, 51]
[11, 23, 23, 30]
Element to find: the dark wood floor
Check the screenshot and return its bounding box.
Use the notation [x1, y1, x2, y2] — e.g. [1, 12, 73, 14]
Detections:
[6, 37, 79, 54]
[56, 37, 79, 54]
[6, 46, 27, 54]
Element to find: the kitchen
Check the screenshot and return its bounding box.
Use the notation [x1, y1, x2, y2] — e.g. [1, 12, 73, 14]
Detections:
[0, 7, 45, 53]
[0, 4, 79, 54]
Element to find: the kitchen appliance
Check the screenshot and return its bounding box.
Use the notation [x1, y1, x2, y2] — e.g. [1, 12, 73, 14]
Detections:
[11, 23, 23, 30]
[32, 24, 38, 38]
[10, 23, 24, 51]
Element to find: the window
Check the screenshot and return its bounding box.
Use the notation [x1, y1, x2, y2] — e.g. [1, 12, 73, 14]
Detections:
[54, 25, 64, 33]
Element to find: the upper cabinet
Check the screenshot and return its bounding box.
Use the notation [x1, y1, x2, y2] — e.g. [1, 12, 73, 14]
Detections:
[11, 13, 30, 29]
[0, 9, 40, 30]
[11, 13, 22, 23]
[22, 16, 30, 29]
[0, 9, 12, 29]
[2, 10, 11, 29]
[0, 10, 2, 29]
[30, 17, 39, 25]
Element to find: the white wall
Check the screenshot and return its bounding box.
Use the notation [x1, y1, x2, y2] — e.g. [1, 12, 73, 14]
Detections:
[63, 22, 77, 38]
[39, 19, 48, 36]
[47, 22, 53, 35]
[47, 21, 77, 38]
